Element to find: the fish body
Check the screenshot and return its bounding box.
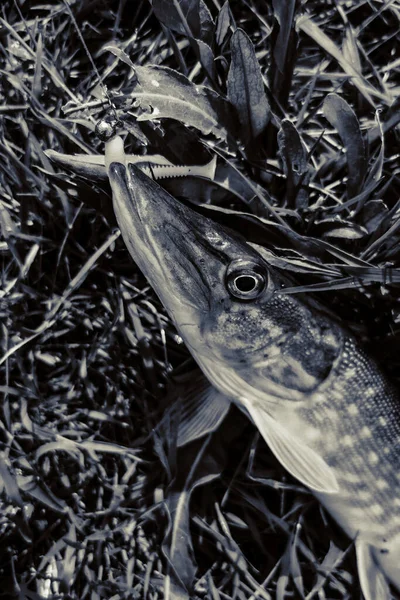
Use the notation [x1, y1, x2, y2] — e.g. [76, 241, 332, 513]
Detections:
[104, 136, 400, 598]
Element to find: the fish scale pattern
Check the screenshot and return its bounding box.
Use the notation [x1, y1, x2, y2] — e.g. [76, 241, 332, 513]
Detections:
[302, 336, 400, 537]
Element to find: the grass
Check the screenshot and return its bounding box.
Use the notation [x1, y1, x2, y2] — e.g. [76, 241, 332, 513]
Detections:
[1, 0, 400, 598]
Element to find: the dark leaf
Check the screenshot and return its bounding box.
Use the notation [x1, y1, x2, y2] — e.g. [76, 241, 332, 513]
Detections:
[362, 215, 400, 262]
[216, 1, 235, 47]
[198, 0, 215, 45]
[272, 0, 297, 73]
[357, 200, 389, 234]
[277, 119, 310, 208]
[162, 436, 222, 591]
[152, 0, 214, 44]
[365, 109, 384, 186]
[323, 93, 367, 198]
[227, 28, 270, 147]
[152, 0, 200, 38]
[195, 38, 216, 82]
[17, 475, 68, 513]
[308, 541, 349, 597]
[0, 454, 24, 506]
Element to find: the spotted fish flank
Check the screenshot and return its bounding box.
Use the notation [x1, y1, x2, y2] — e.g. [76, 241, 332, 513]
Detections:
[103, 135, 400, 599]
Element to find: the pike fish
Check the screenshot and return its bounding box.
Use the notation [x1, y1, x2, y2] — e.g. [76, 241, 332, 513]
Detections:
[104, 135, 400, 599]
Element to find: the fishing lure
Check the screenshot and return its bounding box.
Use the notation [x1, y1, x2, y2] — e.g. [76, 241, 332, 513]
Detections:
[60, 132, 400, 598]
[45, 149, 217, 183]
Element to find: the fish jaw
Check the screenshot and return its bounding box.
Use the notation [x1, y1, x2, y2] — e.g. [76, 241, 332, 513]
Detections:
[105, 137, 234, 354]
[106, 138, 345, 395]
[105, 136, 344, 427]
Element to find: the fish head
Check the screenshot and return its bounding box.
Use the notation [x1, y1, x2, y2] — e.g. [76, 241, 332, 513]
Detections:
[106, 138, 342, 403]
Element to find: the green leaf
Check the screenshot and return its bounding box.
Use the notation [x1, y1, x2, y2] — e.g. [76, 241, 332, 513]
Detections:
[120, 64, 236, 141]
[162, 436, 222, 592]
[323, 93, 367, 198]
[17, 475, 68, 513]
[198, 0, 215, 44]
[227, 28, 270, 146]
[358, 200, 389, 234]
[313, 217, 368, 240]
[342, 22, 362, 76]
[0, 454, 24, 506]
[297, 14, 389, 106]
[196, 38, 216, 82]
[153, 0, 201, 37]
[153, 0, 214, 44]
[102, 44, 136, 69]
[215, 0, 235, 46]
[365, 109, 384, 186]
[272, 0, 297, 73]
[277, 119, 310, 209]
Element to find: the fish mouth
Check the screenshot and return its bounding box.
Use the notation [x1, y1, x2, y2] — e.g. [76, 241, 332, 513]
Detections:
[105, 137, 232, 344]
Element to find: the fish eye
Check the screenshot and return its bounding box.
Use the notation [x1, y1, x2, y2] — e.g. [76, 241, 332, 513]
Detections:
[225, 259, 267, 300]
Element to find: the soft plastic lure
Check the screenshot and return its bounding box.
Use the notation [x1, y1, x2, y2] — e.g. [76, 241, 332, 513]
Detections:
[46, 149, 217, 183]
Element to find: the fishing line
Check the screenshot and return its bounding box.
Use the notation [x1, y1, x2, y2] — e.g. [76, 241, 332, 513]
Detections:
[62, 0, 118, 123]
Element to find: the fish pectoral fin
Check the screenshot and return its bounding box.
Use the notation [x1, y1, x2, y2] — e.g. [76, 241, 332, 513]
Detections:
[243, 403, 339, 494]
[177, 384, 231, 447]
[161, 372, 232, 447]
[356, 540, 391, 600]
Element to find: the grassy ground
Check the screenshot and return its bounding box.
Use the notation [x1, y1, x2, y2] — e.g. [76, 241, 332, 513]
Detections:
[1, 0, 400, 598]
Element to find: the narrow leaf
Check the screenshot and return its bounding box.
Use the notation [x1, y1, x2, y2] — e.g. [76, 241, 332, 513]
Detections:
[342, 23, 362, 75]
[314, 217, 368, 240]
[227, 28, 270, 146]
[0, 454, 24, 506]
[17, 475, 68, 513]
[365, 109, 384, 186]
[198, 0, 215, 44]
[216, 1, 235, 46]
[153, 0, 213, 44]
[195, 39, 216, 82]
[163, 436, 222, 591]
[153, 0, 201, 37]
[358, 200, 389, 234]
[272, 0, 296, 73]
[297, 14, 388, 106]
[102, 44, 136, 69]
[165, 488, 197, 590]
[308, 541, 349, 597]
[277, 119, 309, 208]
[32, 33, 43, 98]
[323, 93, 367, 198]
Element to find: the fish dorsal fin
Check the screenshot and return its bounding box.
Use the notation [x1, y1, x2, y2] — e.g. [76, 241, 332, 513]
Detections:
[242, 400, 339, 494]
[356, 540, 391, 600]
